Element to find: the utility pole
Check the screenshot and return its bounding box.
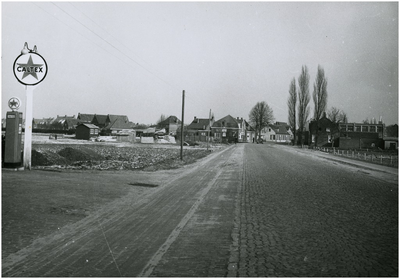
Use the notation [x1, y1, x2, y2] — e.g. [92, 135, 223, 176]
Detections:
[207, 109, 211, 151]
[180, 90, 185, 160]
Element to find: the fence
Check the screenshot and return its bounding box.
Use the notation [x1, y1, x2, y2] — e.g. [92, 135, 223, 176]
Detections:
[314, 147, 398, 168]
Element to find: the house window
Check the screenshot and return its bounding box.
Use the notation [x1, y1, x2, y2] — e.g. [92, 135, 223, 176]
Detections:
[362, 126, 368, 132]
[369, 126, 376, 132]
[347, 125, 354, 132]
[355, 126, 361, 132]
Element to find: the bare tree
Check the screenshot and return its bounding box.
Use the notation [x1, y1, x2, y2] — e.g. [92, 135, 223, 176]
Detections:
[287, 77, 297, 145]
[249, 101, 274, 141]
[339, 111, 348, 123]
[362, 118, 370, 124]
[312, 65, 328, 146]
[327, 107, 348, 123]
[327, 107, 341, 123]
[297, 65, 311, 146]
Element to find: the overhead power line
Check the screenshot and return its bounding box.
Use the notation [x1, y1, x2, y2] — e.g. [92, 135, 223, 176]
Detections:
[35, 2, 180, 92]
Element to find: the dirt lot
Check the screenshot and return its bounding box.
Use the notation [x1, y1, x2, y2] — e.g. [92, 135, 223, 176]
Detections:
[2, 135, 227, 259]
[30, 134, 220, 171]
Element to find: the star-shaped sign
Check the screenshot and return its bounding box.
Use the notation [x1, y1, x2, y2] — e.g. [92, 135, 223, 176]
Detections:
[17, 55, 44, 80]
[8, 97, 21, 110]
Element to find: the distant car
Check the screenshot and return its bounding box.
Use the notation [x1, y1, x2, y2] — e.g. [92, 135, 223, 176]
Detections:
[256, 138, 263, 144]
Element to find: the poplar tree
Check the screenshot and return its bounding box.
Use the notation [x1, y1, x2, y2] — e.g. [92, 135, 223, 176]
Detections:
[297, 65, 310, 146]
[287, 78, 297, 145]
[312, 65, 328, 146]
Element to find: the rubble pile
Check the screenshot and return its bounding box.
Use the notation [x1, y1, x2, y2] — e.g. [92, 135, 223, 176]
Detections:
[32, 144, 211, 171]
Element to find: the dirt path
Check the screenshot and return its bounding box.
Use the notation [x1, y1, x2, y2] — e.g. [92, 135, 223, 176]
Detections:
[2, 144, 242, 277]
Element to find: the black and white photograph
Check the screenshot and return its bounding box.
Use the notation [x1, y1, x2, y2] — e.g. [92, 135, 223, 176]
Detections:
[2, 1, 398, 277]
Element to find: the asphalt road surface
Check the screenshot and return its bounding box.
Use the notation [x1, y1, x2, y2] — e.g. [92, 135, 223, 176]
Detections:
[2, 143, 398, 277]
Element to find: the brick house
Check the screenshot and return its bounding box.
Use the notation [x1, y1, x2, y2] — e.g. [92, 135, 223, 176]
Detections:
[186, 116, 214, 142]
[212, 115, 241, 143]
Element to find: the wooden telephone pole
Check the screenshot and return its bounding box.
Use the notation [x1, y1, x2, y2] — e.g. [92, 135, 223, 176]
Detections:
[180, 90, 185, 160]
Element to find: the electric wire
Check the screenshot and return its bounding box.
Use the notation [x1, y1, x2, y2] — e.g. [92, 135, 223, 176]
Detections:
[33, 2, 216, 121]
[51, 2, 180, 91]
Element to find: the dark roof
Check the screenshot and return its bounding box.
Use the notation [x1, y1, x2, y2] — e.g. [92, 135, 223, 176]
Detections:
[78, 113, 95, 122]
[51, 115, 77, 125]
[244, 120, 255, 131]
[64, 118, 79, 127]
[108, 115, 129, 123]
[270, 124, 289, 135]
[105, 117, 132, 130]
[92, 114, 108, 124]
[187, 118, 210, 130]
[77, 123, 99, 129]
[158, 115, 181, 126]
[33, 117, 54, 124]
[212, 115, 239, 128]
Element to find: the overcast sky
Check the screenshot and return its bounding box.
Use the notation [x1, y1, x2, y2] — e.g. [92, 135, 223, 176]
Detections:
[2, 2, 398, 125]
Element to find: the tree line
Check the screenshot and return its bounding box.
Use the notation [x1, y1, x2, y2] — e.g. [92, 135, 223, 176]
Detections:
[249, 64, 350, 145]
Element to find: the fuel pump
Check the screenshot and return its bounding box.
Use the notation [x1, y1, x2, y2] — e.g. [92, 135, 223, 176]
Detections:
[4, 97, 23, 167]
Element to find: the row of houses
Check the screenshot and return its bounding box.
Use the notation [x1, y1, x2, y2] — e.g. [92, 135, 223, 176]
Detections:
[26, 112, 294, 144]
[30, 113, 135, 134]
[2, 110, 396, 149]
[180, 115, 292, 144]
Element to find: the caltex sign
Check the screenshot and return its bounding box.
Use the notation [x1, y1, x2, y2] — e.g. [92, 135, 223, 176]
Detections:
[13, 49, 47, 86]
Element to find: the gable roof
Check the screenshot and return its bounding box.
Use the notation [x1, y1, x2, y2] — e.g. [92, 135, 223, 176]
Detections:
[187, 117, 210, 130]
[92, 114, 108, 125]
[158, 115, 181, 126]
[108, 115, 129, 123]
[64, 118, 79, 127]
[270, 124, 290, 135]
[33, 117, 54, 124]
[212, 115, 239, 128]
[51, 115, 76, 124]
[244, 120, 255, 131]
[77, 113, 95, 123]
[105, 117, 132, 130]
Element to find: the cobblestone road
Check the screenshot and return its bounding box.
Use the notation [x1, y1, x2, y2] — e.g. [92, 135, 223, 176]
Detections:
[233, 143, 398, 277]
